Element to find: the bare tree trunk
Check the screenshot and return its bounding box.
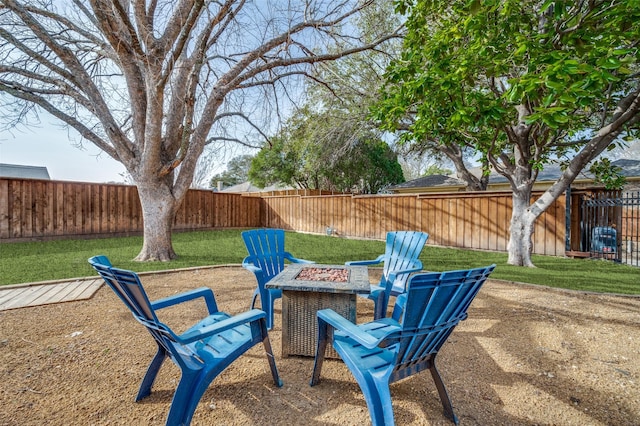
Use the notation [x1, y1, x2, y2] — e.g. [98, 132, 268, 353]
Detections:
[134, 181, 180, 261]
[507, 190, 538, 267]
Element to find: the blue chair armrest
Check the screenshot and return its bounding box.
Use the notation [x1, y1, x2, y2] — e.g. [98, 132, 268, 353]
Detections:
[242, 257, 262, 273]
[387, 261, 423, 281]
[345, 254, 385, 266]
[391, 293, 407, 321]
[151, 287, 218, 314]
[385, 261, 423, 291]
[317, 309, 399, 350]
[177, 309, 267, 344]
[242, 257, 269, 283]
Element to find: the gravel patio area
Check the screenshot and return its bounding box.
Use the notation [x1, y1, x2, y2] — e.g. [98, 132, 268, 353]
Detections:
[1, 266, 638, 425]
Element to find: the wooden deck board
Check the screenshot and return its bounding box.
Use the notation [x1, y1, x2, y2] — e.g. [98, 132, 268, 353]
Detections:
[64, 279, 102, 301]
[0, 286, 30, 305]
[3, 287, 45, 310]
[65, 279, 98, 300]
[0, 279, 103, 311]
[29, 283, 70, 305]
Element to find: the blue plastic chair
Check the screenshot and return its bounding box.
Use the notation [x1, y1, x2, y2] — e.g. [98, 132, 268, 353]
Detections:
[310, 264, 496, 426]
[241, 229, 314, 330]
[88, 255, 283, 426]
[346, 231, 428, 319]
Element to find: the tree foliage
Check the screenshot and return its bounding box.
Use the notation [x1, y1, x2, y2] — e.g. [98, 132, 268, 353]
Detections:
[375, 0, 640, 266]
[327, 136, 405, 193]
[422, 164, 452, 176]
[209, 154, 253, 189]
[249, 107, 404, 193]
[248, 137, 302, 189]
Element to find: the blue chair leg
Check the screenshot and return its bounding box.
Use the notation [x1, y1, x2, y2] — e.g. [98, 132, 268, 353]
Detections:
[355, 373, 395, 426]
[182, 369, 222, 426]
[429, 359, 459, 425]
[136, 345, 167, 401]
[253, 289, 275, 330]
[165, 368, 201, 426]
[370, 291, 387, 320]
[259, 319, 284, 387]
[310, 317, 330, 386]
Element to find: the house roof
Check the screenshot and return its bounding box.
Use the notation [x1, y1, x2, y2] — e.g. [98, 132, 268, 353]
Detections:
[388, 159, 640, 192]
[388, 174, 465, 190]
[0, 163, 50, 180]
[614, 159, 640, 177]
[220, 181, 294, 193]
[485, 159, 640, 184]
[220, 181, 262, 193]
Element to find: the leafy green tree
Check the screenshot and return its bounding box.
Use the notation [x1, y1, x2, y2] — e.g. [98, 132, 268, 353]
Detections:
[245, 2, 406, 194]
[210, 155, 253, 189]
[327, 136, 405, 193]
[422, 164, 453, 177]
[248, 138, 305, 189]
[375, 0, 640, 266]
[589, 158, 626, 190]
[249, 108, 404, 193]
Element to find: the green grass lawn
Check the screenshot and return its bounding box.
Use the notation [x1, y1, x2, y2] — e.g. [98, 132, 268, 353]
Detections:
[1, 229, 638, 294]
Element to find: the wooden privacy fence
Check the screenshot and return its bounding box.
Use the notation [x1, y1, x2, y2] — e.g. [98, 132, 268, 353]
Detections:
[262, 191, 566, 256]
[1, 178, 566, 256]
[0, 178, 261, 241]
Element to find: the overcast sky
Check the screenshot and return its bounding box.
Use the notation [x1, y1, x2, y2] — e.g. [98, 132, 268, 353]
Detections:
[1, 116, 127, 183]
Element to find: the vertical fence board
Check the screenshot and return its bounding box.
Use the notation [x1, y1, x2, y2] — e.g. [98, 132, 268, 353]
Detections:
[0, 179, 8, 239]
[431, 197, 442, 246]
[53, 182, 62, 235]
[10, 180, 20, 238]
[81, 183, 89, 235]
[465, 196, 473, 249]
[32, 180, 43, 236]
[215, 192, 224, 227]
[88, 184, 97, 234]
[43, 181, 53, 235]
[480, 196, 490, 250]
[369, 197, 379, 238]
[98, 185, 107, 234]
[22, 180, 33, 238]
[498, 196, 510, 251]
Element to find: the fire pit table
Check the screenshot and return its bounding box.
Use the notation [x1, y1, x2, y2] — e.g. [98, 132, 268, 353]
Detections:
[266, 264, 370, 358]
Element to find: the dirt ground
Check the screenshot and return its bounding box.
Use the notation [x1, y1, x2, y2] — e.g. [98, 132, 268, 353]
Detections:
[1, 266, 639, 426]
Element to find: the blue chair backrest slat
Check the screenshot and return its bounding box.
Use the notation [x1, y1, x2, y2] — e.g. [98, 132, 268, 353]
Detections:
[255, 254, 285, 279]
[242, 229, 289, 279]
[243, 229, 285, 257]
[110, 267, 158, 323]
[398, 283, 452, 364]
[382, 231, 428, 287]
[90, 261, 155, 323]
[393, 265, 495, 366]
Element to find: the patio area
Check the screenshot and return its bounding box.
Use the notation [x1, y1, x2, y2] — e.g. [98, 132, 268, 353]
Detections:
[1, 266, 638, 425]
